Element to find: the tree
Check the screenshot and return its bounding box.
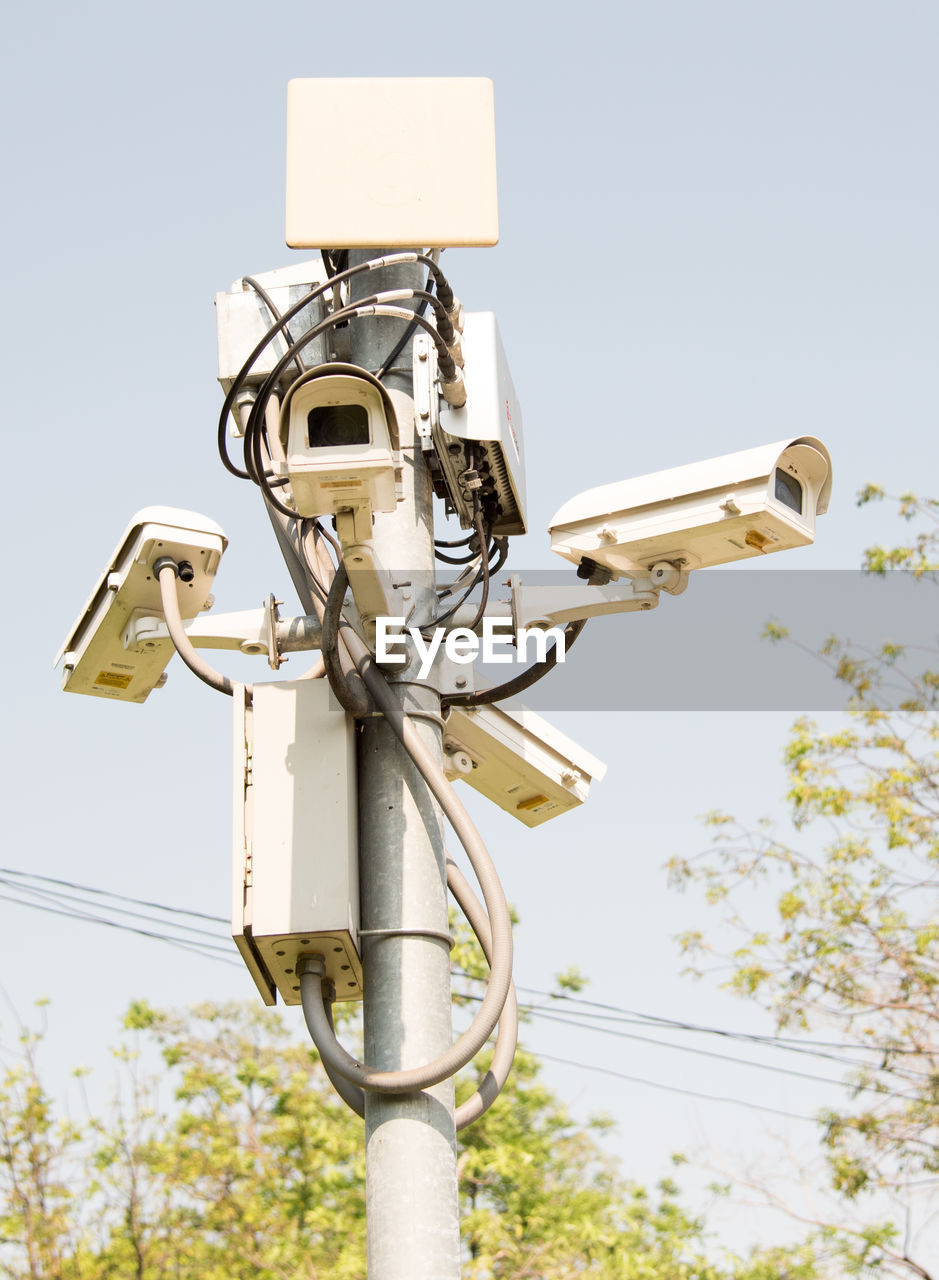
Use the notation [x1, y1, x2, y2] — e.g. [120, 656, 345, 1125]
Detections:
[668, 489, 939, 1279]
[0, 989, 839, 1279]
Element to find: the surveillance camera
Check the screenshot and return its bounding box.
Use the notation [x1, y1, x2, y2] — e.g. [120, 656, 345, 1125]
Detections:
[548, 436, 832, 579]
[279, 364, 399, 521]
[55, 508, 227, 703]
[442, 703, 606, 828]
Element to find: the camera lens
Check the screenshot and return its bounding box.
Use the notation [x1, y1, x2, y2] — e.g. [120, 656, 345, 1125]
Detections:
[307, 404, 370, 448]
[774, 468, 803, 515]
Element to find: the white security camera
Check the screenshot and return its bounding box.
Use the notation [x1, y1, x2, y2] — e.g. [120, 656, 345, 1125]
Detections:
[442, 703, 606, 828]
[55, 508, 227, 703]
[279, 365, 399, 523]
[548, 436, 832, 579]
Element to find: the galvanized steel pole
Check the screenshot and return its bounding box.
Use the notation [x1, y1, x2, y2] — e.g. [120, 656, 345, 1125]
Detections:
[348, 251, 461, 1280]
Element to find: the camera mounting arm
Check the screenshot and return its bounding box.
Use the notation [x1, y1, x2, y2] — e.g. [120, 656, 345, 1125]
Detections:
[443, 564, 687, 635]
[124, 596, 322, 671]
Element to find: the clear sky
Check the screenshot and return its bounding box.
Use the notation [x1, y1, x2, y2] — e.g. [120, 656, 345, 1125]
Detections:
[2, 0, 936, 1254]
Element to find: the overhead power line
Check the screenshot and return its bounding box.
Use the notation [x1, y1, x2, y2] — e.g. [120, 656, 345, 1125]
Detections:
[0, 867, 928, 1112]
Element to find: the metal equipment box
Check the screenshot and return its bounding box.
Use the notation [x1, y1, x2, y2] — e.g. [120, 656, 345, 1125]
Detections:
[233, 680, 361, 1005]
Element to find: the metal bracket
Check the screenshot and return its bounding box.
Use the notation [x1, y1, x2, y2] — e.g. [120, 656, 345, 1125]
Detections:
[411, 334, 439, 449]
[263, 594, 283, 670]
[124, 607, 322, 657]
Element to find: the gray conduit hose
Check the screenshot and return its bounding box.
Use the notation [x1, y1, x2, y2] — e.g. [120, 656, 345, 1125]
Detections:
[447, 858, 519, 1129]
[156, 562, 240, 698]
[312, 858, 519, 1129]
[298, 567, 514, 1093]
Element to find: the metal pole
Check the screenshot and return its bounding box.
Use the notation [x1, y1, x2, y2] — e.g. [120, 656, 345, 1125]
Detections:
[348, 251, 461, 1280]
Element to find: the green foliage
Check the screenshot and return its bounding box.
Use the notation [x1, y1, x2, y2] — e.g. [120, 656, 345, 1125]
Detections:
[668, 490, 939, 1279]
[0, 994, 839, 1280]
[2, 1001, 806, 1280]
[856, 486, 939, 577]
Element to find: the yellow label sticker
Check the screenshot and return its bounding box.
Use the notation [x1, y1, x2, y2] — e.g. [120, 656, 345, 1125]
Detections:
[95, 670, 132, 689]
[516, 794, 551, 812]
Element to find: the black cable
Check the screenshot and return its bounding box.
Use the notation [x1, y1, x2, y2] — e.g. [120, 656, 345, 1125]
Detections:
[435, 533, 475, 549]
[241, 276, 305, 379]
[465, 507, 491, 632]
[240, 294, 457, 516]
[0, 867, 227, 924]
[498, 1003, 921, 1101]
[455, 970, 932, 1068]
[534, 1050, 818, 1124]
[0, 877, 230, 945]
[443, 619, 587, 708]
[0, 892, 240, 967]
[420, 567, 485, 631]
[217, 252, 454, 482]
[375, 269, 434, 379]
[320, 561, 372, 717]
[434, 546, 486, 566]
[2, 873, 926, 1081]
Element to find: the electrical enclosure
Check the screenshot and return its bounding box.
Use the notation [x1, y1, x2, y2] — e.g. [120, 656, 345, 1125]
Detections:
[442, 703, 606, 827]
[215, 261, 329, 396]
[285, 78, 499, 248]
[433, 312, 527, 535]
[233, 680, 361, 1006]
[55, 508, 227, 703]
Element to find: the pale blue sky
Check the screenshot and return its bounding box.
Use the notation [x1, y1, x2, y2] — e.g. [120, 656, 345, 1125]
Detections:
[1, 0, 936, 1250]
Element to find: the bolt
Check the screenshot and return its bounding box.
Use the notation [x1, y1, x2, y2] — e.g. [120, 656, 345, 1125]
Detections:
[455, 676, 468, 689]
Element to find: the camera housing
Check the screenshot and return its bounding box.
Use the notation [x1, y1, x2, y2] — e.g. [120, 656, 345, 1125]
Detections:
[442, 703, 606, 827]
[55, 508, 227, 703]
[279, 365, 399, 521]
[548, 436, 832, 578]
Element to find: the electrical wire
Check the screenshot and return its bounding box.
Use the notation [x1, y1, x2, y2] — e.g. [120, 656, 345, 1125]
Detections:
[534, 1051, 818, 1124]
[443, 618, 587, 708]
[237, 295, 462, 523]
[217, 252, 456, 480]
[157, 561, 239, 697]
[241, 276, 305, 379]
[498, 982, 932, 1065]
[454, 994, 924, 1102]
[300, 566, 515, 1094]
[0, 868, 227, 923]
[315, 858, 519, 1131]
[374, 269, 434, 379]
[0, 892, 240, 967]
[1, 873, 924, 1087]
[0, 877, 230, 946]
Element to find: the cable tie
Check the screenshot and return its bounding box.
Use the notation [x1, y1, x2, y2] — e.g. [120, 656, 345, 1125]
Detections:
[358, 927, 455, 950]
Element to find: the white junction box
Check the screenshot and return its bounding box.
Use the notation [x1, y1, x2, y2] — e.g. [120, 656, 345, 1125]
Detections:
[216, 260, 330, 397]
[433, 312, 527, 535]
[233, 680, 361, 1005]
[442, 704, 606, 827]
[285, 77, 499, 248]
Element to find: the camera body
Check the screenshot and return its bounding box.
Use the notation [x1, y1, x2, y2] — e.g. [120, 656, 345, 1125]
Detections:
[279, 366, 399, 521]
[55, 508, 227, 703]
[549, 436, 832, 578]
